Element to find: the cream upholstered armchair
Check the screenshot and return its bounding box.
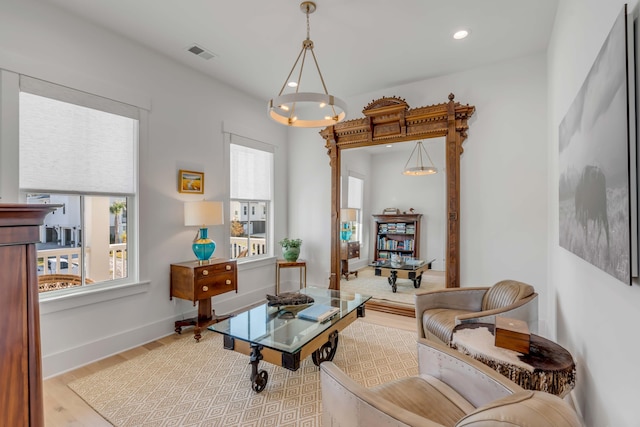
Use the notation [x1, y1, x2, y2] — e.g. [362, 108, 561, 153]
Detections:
[415, 280, 538, 345]
[320, 338, 582, 427]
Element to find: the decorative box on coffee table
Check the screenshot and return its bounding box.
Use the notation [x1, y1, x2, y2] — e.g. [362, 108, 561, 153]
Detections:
[494, 316, 530, 354]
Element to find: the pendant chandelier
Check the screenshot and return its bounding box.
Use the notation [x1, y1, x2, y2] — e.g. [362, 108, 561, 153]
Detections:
[403, 141, 438, 176]
[268, 1, 347, 128]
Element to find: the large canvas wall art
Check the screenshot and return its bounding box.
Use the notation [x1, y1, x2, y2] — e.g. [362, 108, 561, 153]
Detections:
[559, 7, 632, 285]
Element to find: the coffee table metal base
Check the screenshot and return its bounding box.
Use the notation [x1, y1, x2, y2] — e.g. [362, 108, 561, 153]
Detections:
[222, 306, 364, 392]
[374, 265, 427, 293]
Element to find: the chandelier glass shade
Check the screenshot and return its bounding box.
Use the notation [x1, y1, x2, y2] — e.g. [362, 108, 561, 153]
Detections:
[403, 141, 438, 176]
[268, 1, 347, 128]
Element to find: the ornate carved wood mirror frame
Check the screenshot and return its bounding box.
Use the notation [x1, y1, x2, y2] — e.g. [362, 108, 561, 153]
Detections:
[320, 94, 475, 312]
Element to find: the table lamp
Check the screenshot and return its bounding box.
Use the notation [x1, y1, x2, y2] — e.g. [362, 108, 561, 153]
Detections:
[184, 201, 224, 262]
[340, 208, 357, 241]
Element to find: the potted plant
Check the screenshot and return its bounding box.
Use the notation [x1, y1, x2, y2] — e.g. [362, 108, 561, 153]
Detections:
[279, 238, 302, 262]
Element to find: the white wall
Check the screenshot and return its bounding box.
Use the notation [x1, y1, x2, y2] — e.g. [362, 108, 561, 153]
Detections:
[548, 0, 640, 425]
[0, 0, 288, 377]
[289, 54, 549, 323]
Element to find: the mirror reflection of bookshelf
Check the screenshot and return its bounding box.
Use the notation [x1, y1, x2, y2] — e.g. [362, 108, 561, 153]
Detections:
[372, 213, 422, 262]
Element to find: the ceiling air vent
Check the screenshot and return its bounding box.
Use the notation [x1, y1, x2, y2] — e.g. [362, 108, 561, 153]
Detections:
[187, 44, 216, 60]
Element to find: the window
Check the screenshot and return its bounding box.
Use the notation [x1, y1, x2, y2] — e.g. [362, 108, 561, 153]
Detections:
[229, 135, 274, 260]
[19, 76, 138, 293]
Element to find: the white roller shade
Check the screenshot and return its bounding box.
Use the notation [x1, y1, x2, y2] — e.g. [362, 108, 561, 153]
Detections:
[230, 135, 273, 200]
[19, 91, 137, 195]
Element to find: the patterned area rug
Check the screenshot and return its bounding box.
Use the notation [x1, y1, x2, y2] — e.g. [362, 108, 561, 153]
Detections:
[68, 320, 418, 426]
[340, 267, 445, 305]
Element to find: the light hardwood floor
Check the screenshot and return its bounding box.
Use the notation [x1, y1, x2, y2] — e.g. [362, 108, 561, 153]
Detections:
[43, 310, 416, 427]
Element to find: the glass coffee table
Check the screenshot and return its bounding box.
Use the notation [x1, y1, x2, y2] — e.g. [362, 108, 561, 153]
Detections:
[208, 287, 371, 392]
[370, 259, 433, 293]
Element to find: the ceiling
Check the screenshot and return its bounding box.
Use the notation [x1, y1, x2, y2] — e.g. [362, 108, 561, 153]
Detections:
[38, 0, 558, 104]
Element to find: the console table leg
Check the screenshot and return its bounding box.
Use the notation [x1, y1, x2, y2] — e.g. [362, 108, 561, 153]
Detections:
[249, 343, 268, 393]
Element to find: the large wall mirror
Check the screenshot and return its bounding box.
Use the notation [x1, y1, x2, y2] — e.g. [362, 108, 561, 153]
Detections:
[320, 94, 475, 316]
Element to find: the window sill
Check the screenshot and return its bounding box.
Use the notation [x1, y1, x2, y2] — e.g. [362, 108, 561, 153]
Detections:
[236, 255, 276, 271]
[39, 280, 150, 315]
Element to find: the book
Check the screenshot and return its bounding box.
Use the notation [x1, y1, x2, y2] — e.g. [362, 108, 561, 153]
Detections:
[297, 304, 340, 323]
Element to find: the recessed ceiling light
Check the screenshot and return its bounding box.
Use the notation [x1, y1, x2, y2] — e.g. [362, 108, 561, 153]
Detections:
[386, 145, 393, 148]
[453, 29, 470, 40]
[287, 81, 298, 88]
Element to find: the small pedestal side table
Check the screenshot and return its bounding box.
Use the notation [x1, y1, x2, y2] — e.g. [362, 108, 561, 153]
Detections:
[275, 259, 307, 294]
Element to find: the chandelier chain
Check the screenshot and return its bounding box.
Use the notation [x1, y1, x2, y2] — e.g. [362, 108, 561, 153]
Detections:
[306, 6, 311, 40]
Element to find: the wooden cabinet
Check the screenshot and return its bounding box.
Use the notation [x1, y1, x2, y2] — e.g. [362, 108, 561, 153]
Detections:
[340, 241, 360, 280]
[0, 204, 57, 427]
[372, 214, 422, 262]
[170, 258, 237, 341]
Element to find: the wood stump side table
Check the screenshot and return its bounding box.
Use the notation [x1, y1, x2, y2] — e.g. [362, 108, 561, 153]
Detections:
[451, 323, 576, 398]
[275, 259, 307, 294]
[170, 258, 237, 341]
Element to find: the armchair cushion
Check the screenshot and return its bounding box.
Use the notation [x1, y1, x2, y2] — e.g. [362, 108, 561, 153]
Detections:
[456, 391, 582, 427]
[370, 376, 472, 426]
[422, 308, 473, 343]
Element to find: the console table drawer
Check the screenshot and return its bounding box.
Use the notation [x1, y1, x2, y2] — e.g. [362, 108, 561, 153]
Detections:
[195, 272, 236, 299]
[340, 241, 360, 260]
[196, 262, 235, 278]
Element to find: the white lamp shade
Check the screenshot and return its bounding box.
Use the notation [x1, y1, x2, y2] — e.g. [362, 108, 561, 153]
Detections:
[184, 201, 224, 226]
[340, 208, 357, 222]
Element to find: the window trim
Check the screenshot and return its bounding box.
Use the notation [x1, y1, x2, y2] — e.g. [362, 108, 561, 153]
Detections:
[16, 74, 143, 298]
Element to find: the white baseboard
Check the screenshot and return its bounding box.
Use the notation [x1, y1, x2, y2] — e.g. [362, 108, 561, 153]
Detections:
[42, 313, 178, 379]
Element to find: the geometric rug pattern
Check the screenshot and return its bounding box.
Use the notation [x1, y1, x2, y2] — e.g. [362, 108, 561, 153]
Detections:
[341, 267, 445, 305]
[68, 320, 418, 426]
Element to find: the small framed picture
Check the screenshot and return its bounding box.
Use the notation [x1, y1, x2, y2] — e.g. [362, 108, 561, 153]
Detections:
[178, 169, 204, 194]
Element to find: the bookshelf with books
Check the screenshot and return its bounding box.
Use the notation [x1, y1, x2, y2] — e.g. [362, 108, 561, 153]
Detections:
[372, 213, 422, 262]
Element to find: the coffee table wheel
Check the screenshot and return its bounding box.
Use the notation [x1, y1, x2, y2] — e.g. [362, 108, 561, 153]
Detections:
[252, 370, 269, 393]
[414, 275, 422, 288]
[312, 331, 339, 366]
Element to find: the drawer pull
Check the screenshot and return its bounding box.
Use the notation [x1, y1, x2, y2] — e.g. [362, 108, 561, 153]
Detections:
[226, 265, 232, 271]
[226, 279, 232, 285]
[202, 270, 209, 276]
[202, 285, 209, 292]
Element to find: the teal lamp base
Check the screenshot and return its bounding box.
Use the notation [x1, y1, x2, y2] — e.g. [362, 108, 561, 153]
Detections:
[340, 222, 352, 241]
[192, 227, 216, 262]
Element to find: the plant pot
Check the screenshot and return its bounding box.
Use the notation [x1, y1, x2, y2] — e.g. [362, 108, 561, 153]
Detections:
[282, 246, 300, 262]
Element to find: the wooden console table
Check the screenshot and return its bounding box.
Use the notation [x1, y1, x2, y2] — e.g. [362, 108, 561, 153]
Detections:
[451, 323, 576, 398]
[340, 241, 360, 280]
[170, 258, 237, 341]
